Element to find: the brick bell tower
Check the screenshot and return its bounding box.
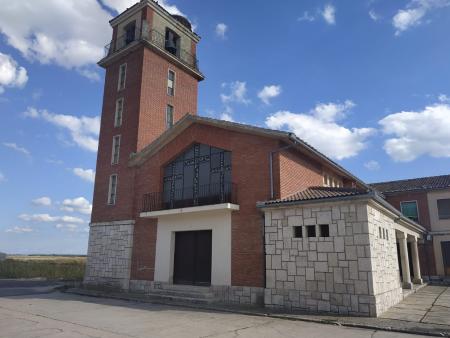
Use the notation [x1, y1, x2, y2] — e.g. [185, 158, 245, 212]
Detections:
[91, 0, 204, 224]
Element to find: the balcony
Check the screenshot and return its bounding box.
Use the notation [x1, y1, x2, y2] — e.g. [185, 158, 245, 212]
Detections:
[103, 26, 199, 71]
[142, 183, 238, 213]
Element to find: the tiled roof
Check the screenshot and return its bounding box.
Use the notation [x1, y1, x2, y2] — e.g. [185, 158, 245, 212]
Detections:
[370, 174, 450, 194]
[262, 186, 370, 206]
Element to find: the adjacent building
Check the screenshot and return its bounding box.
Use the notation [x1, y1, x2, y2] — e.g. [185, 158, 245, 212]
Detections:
[372, 175, 450, 279]
[84, 0, 426, 317]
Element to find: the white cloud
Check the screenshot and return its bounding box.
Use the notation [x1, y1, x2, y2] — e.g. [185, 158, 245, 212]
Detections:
[0, 53, 28, 94]
[438, 94, 450, 102]
[0, 0, 111, 79]
[0, 171, 5, 183]
[61, 197, 92, 215]
[5, 226, 33, 234]
[73, 168, 96, 183]
[379, 103, 450, 162]
[2, 142, 30, 157]
[32, 197, 52, 207]
[392, 0, 450, 35]
[215, 23, 228, 39]
[298, 12, 316, 22]
[364, 160, 381, 171]
[265, 101, 375, 160]
[220, 81, 250, 105]
[23, 107, 99, 152]
[102, 0, 185, 16]
[258, 85, 282, 105]
[321, 4, 336, 25]
[369, 10, 380, 21]
[220, 113, 234, 122]
[55, 223, 79, 232]
[18, 213, 84, 224]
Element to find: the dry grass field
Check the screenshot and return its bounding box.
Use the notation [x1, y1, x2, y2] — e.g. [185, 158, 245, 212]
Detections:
[0, 255, 86, 280]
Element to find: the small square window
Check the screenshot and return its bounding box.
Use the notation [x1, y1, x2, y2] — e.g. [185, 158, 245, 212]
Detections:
[319, 224, 329, 237]
[437, 199, 450, 220]
[400, 201, 419, 222]
[293, 226, 302, 238]
[307, 225, 316, 238]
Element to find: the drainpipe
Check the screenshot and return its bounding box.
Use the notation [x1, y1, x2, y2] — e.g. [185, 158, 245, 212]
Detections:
[269, 139, 298, 200]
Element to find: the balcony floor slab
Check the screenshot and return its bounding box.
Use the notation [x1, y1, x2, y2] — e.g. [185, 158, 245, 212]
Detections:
[140, 203, 239, 218]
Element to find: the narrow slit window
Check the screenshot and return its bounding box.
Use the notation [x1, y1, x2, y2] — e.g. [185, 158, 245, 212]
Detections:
[379, 226, 382, 238]
[166, 104, 174, 129]
[118, 63, 127, 91]
[307, 225, 316, 238]
[111, 135, 121, 165]
[114, 98, 123, 127]
[108, 174, 118, 205]
[167, 70, 175, 96]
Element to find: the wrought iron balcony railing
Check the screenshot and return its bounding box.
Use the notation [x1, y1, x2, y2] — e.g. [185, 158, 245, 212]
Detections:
[142, 183, 238, 213]
[103, 26, 199, 70]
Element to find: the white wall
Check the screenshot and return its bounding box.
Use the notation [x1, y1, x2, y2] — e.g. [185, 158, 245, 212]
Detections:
[154, 209, 232, 286]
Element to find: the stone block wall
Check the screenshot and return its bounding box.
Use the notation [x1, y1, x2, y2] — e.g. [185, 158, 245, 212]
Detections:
[263, 200, 403, 317]
[84, 221, 134, 290]
[367, 205, 403, 314]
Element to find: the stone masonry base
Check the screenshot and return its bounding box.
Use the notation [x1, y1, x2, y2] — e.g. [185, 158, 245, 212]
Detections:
[129, 280, 264, 306]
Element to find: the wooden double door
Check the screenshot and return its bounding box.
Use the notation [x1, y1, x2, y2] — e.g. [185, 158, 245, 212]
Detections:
[173, 230, 212, 286]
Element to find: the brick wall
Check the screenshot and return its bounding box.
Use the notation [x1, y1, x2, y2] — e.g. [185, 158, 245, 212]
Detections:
[92, 44, 199, 222]
[278, 148, 323, 198]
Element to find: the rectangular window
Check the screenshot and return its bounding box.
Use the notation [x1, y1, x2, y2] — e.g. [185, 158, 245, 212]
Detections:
[379, 227, 382, 238]
[167, 70, 175, 96]
[382, 228, 386, 239]
[108, 174, 118, 205]
[293, 226, 303, 238]
[111, 135, 121, 165]
[386, 229, 389, 240]
[114, 98, 123, 127]
[118, 63, 127, 91]
[307, 225, 316, 238]
[400, 201, 419, 222]
[437, 199, 450, 220]
[166, 104, 174, 129]
[319, 224, 329, 237]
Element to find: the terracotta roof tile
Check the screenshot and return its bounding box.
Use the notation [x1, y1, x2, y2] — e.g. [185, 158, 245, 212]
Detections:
[371, 174, 450, 194]
[262, 186, 370, 205]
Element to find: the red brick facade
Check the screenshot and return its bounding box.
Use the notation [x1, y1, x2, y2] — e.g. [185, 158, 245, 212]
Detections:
[91, 2, 357, 288]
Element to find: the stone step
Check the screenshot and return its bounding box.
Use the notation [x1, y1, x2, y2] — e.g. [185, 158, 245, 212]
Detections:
[148, 287, 215, 299]
[143, 291, 216, 305]
[158, 283, 212, 293]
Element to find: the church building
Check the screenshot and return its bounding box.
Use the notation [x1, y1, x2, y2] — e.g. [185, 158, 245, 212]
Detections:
[85, 0, 426, 317]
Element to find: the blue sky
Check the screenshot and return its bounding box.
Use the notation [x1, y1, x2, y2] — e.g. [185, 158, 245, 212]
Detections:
[0, 0, 450, 254]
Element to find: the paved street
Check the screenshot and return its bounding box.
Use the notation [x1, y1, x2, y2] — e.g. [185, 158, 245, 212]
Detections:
[0, 291, 429, 338]
[380, 285, 450, 326]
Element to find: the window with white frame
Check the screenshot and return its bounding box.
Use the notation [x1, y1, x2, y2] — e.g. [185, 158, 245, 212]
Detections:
[166, 104, 174, 128]
[111, 135, 121, 165]
[114, 98, 124, 127]
[118, 63, 127, 91]
[108, 174, 118, 205]
[167, 70, 175, 96]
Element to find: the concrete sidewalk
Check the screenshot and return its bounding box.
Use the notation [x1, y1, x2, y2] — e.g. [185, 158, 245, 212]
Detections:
[65, 285, 450, 337]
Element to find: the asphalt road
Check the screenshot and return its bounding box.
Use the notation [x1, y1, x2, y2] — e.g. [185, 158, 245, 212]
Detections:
[0, 279, 63, 297]
[0, 288, 429, 338]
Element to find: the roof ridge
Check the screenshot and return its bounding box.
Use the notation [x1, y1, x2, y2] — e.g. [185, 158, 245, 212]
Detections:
[371, 173, 450, 186]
